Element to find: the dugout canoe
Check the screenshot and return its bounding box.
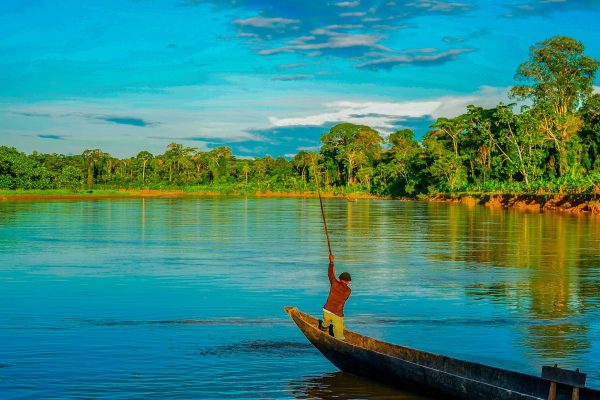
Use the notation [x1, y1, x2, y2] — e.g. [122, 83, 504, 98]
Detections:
[285, 306, 600, 400]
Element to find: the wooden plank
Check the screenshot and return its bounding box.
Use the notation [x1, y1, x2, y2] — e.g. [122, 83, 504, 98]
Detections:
[548, 381, 557, 400]
[541, 365, 587, 388]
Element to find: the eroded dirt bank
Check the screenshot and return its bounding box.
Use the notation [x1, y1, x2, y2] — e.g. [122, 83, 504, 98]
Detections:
[428, 194, 600, 215]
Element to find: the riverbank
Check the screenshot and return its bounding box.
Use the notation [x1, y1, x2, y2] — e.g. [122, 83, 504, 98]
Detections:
[3, 190, 599, 215]
[0, 189, 381, 201]
[428, 193, 600, 215]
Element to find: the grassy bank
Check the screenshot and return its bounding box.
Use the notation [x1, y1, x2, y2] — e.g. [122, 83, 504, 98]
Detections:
[0, 187, 381, 201]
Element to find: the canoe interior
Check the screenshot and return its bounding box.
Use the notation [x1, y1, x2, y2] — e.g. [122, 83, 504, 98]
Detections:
[285, 306, 600, 400]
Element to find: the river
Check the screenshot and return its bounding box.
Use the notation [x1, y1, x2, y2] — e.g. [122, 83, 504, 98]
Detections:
[1, 197, 599, 398]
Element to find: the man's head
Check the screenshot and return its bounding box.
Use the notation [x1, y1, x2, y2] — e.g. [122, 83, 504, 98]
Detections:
[339, 272, 351, 284]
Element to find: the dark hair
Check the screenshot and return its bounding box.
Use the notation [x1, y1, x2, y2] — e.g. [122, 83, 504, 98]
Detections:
[339, 272, 351, 281]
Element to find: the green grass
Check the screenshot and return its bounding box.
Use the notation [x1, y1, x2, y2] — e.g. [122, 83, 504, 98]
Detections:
[0, 189, 143, 196]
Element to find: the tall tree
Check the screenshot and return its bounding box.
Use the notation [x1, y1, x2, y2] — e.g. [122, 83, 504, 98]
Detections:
[205, 146, 233, 183]
[81, 149, 105, 187]
[163, 142, 195, 183]
[431, 115, 467, 158]
[494, 105, 546, 186]
[579, 94, 600, 170]
[292, 150, 311, 190]
[385, 129, 423, 194]
[136, 151, 153, 183]
[510, 36, 599, 177]
[240, 162, 251, 185]
[321, 123, 382, 186]
[511, 36, 599, 117]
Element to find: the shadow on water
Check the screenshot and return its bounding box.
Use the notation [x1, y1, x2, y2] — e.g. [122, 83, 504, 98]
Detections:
[288, 372, 436, 400]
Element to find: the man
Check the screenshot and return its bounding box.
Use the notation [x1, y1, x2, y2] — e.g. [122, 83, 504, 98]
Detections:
[320, 254, 351, 340]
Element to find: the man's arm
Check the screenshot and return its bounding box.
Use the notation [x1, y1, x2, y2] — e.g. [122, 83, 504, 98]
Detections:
[328, 254, 336, 284]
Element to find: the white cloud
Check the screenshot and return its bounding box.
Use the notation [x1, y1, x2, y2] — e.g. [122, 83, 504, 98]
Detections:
[269, 86, 509, 133]
[340, 11, 367, 17]
[335, 1, 360, 7]
[311, 24, 364, 36]
[407, 1, 471, 12]
[358, 48, 474, 69]
[234, 17, 300, 29]
[259, 33, 389, 55]
[277, 62, 309, 69]
[1, 80, 513, 158]
[0, 89, 266, 157]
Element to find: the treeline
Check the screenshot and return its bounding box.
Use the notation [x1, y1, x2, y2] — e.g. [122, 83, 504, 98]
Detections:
[1, 36, 600, 196]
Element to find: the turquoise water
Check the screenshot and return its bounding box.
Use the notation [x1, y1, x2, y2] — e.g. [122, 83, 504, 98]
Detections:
[1, 197, 599, 399]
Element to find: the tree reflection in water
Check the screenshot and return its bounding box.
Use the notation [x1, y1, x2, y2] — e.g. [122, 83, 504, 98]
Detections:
[426, 203, 600, 363]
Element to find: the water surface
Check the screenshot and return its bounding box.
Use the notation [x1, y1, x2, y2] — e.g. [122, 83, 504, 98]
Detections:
[1, 198, 599, 398]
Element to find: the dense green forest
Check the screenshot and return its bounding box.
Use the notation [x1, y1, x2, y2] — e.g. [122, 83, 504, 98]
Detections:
[2, 36, 600, 197]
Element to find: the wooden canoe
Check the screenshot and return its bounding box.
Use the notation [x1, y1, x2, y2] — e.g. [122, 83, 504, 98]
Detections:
[285, 306, 600, 400]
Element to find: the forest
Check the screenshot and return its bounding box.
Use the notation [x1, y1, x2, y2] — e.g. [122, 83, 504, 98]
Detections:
[2, 36, 600, 197]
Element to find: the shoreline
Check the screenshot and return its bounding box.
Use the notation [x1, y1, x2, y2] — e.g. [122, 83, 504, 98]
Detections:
[0, 189, 381, 201]
[427, 193, 600, 215]
[2, 190, 600, 215]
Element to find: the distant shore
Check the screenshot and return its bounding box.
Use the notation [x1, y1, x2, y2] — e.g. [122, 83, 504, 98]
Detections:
[2, 189, 599, 215]
[0, 189, 381, 201]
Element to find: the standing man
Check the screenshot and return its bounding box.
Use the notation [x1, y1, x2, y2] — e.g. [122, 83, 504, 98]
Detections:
[320, 254, 352, 340]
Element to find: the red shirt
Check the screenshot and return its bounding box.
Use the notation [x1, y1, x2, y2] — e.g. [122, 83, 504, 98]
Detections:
[323, 261, 351, 317]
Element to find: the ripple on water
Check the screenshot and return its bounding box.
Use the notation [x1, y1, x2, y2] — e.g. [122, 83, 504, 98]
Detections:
[198, 340, 314, 357]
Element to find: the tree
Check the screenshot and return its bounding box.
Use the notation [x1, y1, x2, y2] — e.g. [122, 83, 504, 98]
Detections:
[205, 146, 233, 183]
[431, 116, 466, 158]
[292, 150, 311, 190]
[423, 130, 468, 192]
[253, 158, 267, 187]
[81, 149, 105, 187]
[511, 36, 599, 177]
[58, 165, 84, 189]
[163, 142, 195, 183]
[493, 105, 546, 186]
[383, 129, 423, 195]
[511, 35, 599, 117]
[136, 151, 153, 183]
[0, 146, 52, 189]
[320, 123, 383, 186]
[579, 93, 600, 170]
[240, 162, 251, 185]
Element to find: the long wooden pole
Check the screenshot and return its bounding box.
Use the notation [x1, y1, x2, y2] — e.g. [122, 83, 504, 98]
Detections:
[312, 160, 333, 257]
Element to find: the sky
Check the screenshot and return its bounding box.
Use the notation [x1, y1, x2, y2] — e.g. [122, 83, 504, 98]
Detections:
[1, 0, 600, 159]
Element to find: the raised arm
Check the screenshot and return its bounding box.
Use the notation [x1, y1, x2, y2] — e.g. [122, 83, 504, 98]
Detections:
[328, 254, 336, 284]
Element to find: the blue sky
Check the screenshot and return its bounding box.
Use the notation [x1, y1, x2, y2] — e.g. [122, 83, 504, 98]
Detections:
[1, 0, 600, 158]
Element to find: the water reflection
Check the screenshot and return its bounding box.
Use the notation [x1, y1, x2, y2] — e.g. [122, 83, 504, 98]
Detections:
[424, 203, 600, 362]
[1, 197, 599, 396]
[289, 372, 433, 400]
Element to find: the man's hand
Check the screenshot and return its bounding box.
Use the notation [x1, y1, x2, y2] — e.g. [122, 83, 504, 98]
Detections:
[329, 254, 334, 263]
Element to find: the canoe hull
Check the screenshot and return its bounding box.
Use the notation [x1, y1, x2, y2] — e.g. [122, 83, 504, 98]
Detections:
[285, 306, 600, 400]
